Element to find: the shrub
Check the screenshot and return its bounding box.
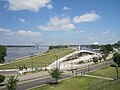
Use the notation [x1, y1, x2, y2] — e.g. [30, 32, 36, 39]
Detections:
[0, 75, 6, 83]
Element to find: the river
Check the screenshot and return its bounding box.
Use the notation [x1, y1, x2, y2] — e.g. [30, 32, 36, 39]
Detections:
[5, 47, 49, 62]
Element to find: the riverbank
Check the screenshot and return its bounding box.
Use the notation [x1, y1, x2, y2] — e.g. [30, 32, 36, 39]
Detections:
[0, 48, 76, 69]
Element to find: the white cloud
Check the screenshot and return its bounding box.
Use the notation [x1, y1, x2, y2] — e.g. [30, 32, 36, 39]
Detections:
[63, 6, 71, 10]
[0, 28, 15, 35]
[18, 18, 26, 23]
[6, 0, 52, 12]
[38, 16, 75, 31]
[0, 28, 42, 36]
[102, 31, 116, 38]
[0, 28, 11, 33]
[47, 4, 53, 9]
[76, 30, 85, 34]
[93, 42, 99, 45]
[16, 30, 42, 36]
[73, 11, 100, 23]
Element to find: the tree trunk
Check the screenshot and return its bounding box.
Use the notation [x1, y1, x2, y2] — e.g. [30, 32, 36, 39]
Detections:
[116, 67, 119, 79]
[55, 78, 58, 84]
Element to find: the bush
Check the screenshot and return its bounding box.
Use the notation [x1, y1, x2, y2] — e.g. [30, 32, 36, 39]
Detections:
[5, 76, 19, 90]
[113, 53, 120, 66]
[0, 75, 6, 83]
[93, 57, 98, 64]
[0, 45, 7, 63]
[19, 66, 23, 70]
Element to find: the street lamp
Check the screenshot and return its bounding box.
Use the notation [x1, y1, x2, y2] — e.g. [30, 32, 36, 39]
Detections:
[54, 54, 58, 68]
[59, 61, 60, 69]
[29, 53, 34, 72]
[45, 61, 47, 70]
[88, 64, 90, 73]
[71, 62, 74, 77]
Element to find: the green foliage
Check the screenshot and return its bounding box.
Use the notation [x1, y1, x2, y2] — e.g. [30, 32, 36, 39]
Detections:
[49, 67, 62, 84]
[0, 45, 7, 63]
[93, 57, 98, 64]
[105, 44, 113, 52]
[110, 63, 119, 67]
[5, 76, 19, 90]
[113, 53, 120, 66]
[99, 57, 102, 62]
[49, 45, 68, 50]
[113, 41, 120, 48]
[101, 44, 113, 54]
[90, 45, 100, 49]
[0, 74, 6, 83]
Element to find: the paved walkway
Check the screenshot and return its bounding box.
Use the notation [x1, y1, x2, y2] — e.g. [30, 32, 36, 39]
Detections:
[84, 74, 113, 80]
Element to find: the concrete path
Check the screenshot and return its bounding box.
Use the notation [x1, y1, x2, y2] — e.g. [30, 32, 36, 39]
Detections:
[84, 74, 113, 80]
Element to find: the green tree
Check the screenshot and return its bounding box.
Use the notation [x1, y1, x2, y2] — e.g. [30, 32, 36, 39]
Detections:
[110, 63, 119, 79]
[0, 45, 7, 63]
[104, 44, 113, 52]
[101, 46, 108, 61]
[5, 76, 19, 90]
[93, 57, 98, 64]
[102, 54, 108, 61]
[113, 53, 120, 66]
[99, 57, 102, 62]
[0, 75, 6, 83]
[49, 67, 62, 84]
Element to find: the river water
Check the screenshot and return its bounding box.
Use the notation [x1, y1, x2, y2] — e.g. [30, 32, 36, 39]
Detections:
[5, 47, 49, 62]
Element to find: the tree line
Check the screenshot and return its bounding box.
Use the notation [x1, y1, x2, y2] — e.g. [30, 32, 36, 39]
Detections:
[0, 45, 7, 63]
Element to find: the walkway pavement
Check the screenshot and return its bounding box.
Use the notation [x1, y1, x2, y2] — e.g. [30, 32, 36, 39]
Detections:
[84, 74, 114, 80]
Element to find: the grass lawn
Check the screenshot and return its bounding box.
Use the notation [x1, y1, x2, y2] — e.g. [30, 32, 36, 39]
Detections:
[101, 79, 120, 90]
[31, 76, 99, 90]
[88, 66, 120, 78]
[0, 48, 75, 69]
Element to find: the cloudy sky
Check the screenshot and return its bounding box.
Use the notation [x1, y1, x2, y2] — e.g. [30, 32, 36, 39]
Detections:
[0, 0, 120, 45]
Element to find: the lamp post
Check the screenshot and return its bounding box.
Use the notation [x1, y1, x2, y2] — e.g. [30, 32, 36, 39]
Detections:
[59, 61, 60, 69]
[54, 54, 58, 68]
[88, 64, 90, 73]
[45, 61, 47, 70]
[29, 53, 34, 72]
[71, 62, 74, 77]
[71, 62, 73, 70]
[76, 67, 77, 76]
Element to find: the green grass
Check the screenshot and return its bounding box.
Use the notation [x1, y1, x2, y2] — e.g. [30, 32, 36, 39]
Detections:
[101, 79, 120, 90]
[31, 76, 99, 90]
[88, 66, 120, 78]
[0, 48, 75, 69]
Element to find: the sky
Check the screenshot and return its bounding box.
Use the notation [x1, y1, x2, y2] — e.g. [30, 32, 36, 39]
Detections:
[0, 0, 120, 45]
